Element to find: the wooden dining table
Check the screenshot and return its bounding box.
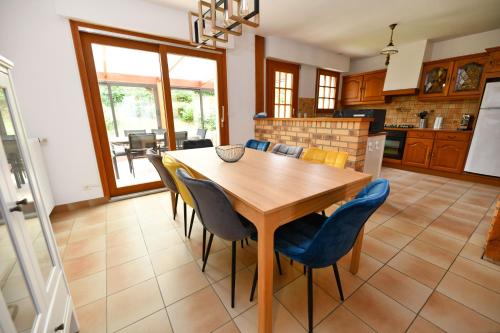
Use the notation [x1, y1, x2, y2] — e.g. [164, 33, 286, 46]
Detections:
[165, 147, 372, 332]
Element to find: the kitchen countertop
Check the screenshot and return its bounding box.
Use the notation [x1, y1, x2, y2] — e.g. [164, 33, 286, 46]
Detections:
[384, 127, 472, 133]
[255, 117, 373, 122]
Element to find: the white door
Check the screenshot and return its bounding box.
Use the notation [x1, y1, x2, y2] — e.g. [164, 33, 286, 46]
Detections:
[0, 59, 77, 333]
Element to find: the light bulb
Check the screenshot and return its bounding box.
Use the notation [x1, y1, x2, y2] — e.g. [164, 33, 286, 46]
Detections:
[239, 0, 249, 15]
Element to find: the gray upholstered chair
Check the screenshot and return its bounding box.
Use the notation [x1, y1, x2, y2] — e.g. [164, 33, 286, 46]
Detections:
[271, 143, 303, 158]
[146, 149, 180, 218]
[176, 168, 256, 308]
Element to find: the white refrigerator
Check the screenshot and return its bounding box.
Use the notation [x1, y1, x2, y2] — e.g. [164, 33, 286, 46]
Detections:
[464, 81, 500, 177]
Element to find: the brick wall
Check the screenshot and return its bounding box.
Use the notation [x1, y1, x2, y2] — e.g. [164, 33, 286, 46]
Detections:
[345, 95, 480, 129]
[255, 118, 370, 171]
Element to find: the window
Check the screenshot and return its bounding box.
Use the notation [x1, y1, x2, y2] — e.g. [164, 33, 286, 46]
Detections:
[266, 59, 299, 118]
[315, 68, 340, 112]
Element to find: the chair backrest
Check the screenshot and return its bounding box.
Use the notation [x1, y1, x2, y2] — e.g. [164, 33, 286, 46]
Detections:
[182, 139, 213, 150]
[129, 133, 157, 150]
[124, 129, 146, 136]
[245, 139, 270, 152]
[146, 149, 178, 194]
[176, 168, 251, 241]
[324, 151, 348, 169]
[162, 155, 194, 208]
[302, 179, 390, 268]
[151, 128, 166, 135]
[196, 128, 207, 139]
[301, 147, 327, 164]
[175, 131, 188, 149]
[271, 143, 303, 158]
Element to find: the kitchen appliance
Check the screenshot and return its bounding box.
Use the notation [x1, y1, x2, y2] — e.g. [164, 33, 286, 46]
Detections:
[464, 80, 500, 177]
[385, 124, 415, 128]
[384, 130, 407, 160]
[458, 113, 474, 131]
[333, 109, 386, 133]
[433, 116, 443, 130]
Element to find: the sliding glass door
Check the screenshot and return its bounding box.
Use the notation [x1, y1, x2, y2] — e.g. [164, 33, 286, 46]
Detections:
[78, 31, 228, 197]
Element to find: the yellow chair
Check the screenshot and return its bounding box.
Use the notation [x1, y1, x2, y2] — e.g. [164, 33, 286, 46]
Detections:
[324, 151, 348, 169]
[301, 147, 327, 164]
[163, 155, 196, 238]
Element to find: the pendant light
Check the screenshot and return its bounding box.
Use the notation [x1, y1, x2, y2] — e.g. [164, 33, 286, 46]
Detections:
[380, 23, 398, 66]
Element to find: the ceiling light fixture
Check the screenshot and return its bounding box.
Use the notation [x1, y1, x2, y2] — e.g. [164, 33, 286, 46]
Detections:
[380, 23, 398, 66]
[188, 0, 260, 49]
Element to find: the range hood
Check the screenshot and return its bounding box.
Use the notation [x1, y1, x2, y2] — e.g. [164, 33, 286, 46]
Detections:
[383, 40, 430, 96]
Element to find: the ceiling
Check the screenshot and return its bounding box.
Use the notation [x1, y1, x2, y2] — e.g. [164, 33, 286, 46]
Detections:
[146, 0, 500, 58]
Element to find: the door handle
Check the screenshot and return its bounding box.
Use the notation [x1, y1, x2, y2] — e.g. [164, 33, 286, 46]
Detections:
[9, 205, 23, 213]
[54, 323, 64, 332]
[16, 198, 28, 206]
[221, 106, 225, 127]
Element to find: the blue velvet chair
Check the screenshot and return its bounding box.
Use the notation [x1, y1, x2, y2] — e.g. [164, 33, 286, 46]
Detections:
[250, 179, 390, 332]
[245, 139, 270, 152]
[176, 168, 256, 308]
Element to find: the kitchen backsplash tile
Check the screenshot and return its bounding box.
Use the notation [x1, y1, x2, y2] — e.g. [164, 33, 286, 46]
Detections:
[344, 95, 480, 129]
[298, 97, 315, 117]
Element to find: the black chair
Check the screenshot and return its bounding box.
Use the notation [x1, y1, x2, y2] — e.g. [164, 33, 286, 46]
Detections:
[126, 133, 157, 177]
[175, 131, 188, 150]
[111, 144, 126, 179]
[124, 129, 146, 136]
[182, 139, 213, 150]
[146, 149, 180, 219]
[271, 143, 303, 158]
[196, 128, 207, 139]
[176, 168, 256, 308]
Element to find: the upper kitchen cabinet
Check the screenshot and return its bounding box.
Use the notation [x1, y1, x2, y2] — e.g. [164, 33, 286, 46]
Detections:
[419, 60, 454, 99]
[485, 46, 500, 73]
[419, 53, 487, 100]
[341, 70, 387, 105]
[448, 55, 488, 97]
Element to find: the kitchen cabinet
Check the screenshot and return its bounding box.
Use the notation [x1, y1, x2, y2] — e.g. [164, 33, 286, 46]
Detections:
[429, 140, 469, 173]
[486, 47, 500, 73]
[402, 137, 434, 168]
[419, 53, 488, 100]
[341, 70, 386, 105]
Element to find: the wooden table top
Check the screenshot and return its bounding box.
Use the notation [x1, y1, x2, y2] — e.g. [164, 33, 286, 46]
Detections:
[166, 147, 372, 216]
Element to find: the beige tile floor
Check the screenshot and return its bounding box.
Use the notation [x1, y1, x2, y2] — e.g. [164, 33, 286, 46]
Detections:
[50, 167, 500, 333]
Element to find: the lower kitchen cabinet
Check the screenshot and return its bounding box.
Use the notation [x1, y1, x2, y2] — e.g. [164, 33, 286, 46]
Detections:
[429, 140, 469, 173]
[402, 138, 434, 168]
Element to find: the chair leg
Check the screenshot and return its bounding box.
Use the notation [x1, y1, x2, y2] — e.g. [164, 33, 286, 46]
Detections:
[187, 209, 195, 239]
[332, 263, 344, 301]
[202, 227, 206, 261]
[307, 267, 313, 333]
[241, 239, 244, 248]
[113, 155, 120, 179]
[321, 210, 326, 217]
[250, 264, 258, 302]
[290, 259, 294, 265]
[173, 193, 179, 219]
[231, 241, 237, 308]
[183, 202, 187, 237]
[303, 265, 306, 275]
[202, 233, 214, 272]
[246, 238, 249, 246]
[275, 251, 283, 275]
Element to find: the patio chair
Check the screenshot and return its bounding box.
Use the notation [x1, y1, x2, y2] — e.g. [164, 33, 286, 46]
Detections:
[175, 131, 188, 150]
[196, 128, 207, 139]
[182, 139, 213, 150]
[126, 133, 157, 177]
[111, 144, 126, 179]
[151, 128, 166, 135]
[124, 129, 146, 136]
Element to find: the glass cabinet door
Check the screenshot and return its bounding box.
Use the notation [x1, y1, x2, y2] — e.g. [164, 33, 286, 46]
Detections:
[419, 60, 454, 98]
[449, 55, 488, 97]
[0, 88, 54, 286]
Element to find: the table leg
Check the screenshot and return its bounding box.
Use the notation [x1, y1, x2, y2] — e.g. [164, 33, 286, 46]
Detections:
[169, 191, 176, 217]
[257, 223, 275, 333]
[350, 226, 364, 274]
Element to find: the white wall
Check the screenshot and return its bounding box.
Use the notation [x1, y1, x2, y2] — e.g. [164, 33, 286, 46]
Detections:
[349, 55, 386, 74]
[298, 65, 316, 98]
[0, 0, 255, 204]
[266, 36, 350, 72]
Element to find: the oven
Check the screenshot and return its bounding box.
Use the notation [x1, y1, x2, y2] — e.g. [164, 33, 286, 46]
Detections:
[384, 130, 407, 160]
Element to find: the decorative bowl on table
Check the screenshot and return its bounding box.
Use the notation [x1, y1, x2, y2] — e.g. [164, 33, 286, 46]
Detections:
[215, 144, 245, 163]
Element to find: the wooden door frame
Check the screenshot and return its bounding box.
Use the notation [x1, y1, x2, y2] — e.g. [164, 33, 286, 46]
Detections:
[70, 20, 229, 198]
[265, 58, 300, 117]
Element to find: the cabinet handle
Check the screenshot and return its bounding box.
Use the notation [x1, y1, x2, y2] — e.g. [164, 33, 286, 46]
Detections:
[16, 198, 28, 206]
[54, 323, 64, 332]
[9, 205, 23, 213]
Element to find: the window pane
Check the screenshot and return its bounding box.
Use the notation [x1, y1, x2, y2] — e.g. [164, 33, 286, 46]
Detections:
[325, 76, 330, 87]
[285, 106, 291, 118]
[286, 73, 292, 89]
[324, 87, 330, 99]
[330, 88, 336, 98]
[280, 105, 285, 117]
[319, 75, 325, 86]
[318, 98, 323, 109]
[280, 72, 287, 88]
[274, 88, 280, 104]
[275, 72, 280, 87]
[330, 76, 337, 88]
[318, 87, 324, 98]
[285, 90, 292, 105]
[279, 89, 286, 104]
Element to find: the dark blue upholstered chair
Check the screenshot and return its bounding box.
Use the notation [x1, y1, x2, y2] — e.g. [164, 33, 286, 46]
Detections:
[271, 143, 303, 158]
[182, 139, 213, 150]
[250, 179, 390, 332]
[176, 168, 256, 308]
[245, 139, 270, 152]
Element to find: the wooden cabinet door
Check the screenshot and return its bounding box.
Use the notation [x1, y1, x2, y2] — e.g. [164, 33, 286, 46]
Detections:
[449, 55, 488, 98]
[266, 59, 300, 118]
[361, 70, 386, 102]
[429, 140, 468, 173]
[486, 50, 500, 73]
[341, 75, 363, 105]
[402, 138, 434, 168]
[419, 60, 454, 98]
